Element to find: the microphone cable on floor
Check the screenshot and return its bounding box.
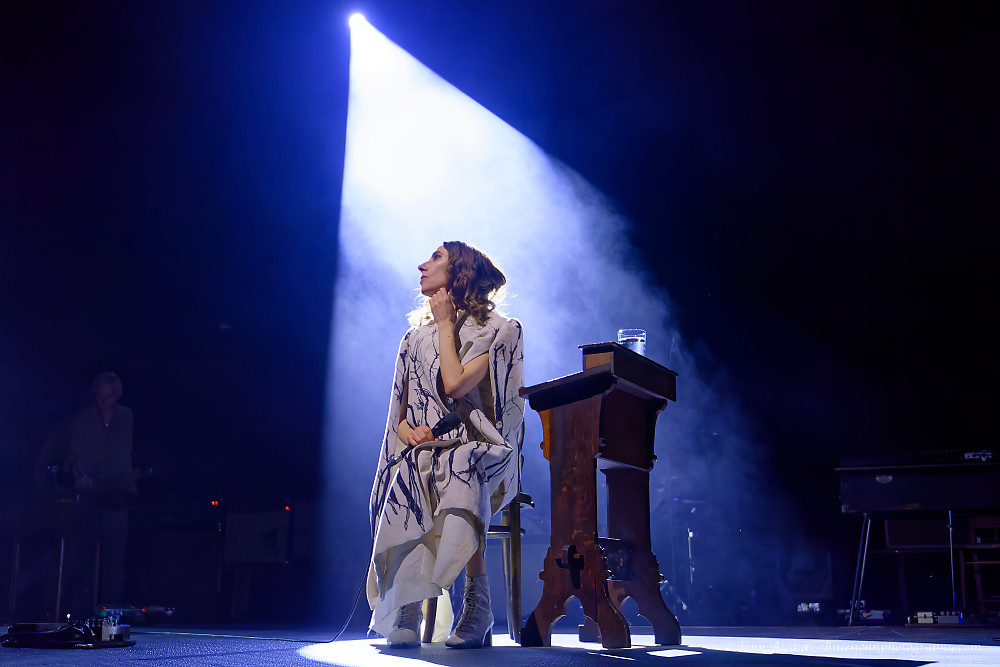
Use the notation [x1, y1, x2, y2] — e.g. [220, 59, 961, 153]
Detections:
[328, 413, 462, 643]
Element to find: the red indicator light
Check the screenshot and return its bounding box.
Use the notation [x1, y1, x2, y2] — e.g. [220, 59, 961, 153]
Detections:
[284, 505, 290, 511]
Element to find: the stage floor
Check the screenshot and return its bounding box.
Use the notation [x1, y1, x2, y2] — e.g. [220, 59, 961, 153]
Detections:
[2, 625, 999, 666]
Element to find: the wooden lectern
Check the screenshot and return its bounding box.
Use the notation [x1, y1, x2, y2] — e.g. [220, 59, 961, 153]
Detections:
[519, 342, 681, 649]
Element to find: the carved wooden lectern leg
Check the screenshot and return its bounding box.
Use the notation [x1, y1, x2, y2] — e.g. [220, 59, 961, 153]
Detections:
[621, 552, 681, 645]
[520, 397, 631, 649]
[604, 466, 682, 645]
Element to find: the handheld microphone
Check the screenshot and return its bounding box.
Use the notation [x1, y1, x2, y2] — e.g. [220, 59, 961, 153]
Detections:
[429, 409, 462, 438]
[386, 410, 462, 467]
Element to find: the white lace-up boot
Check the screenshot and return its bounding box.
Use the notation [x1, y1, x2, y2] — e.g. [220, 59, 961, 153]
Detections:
[445, 575, 493, 649]
[387, 601, 422, 648]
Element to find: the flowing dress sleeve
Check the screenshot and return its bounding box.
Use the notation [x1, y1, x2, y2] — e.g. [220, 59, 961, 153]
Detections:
[368, 328, 413, 536]
[490, 317, 525, 456]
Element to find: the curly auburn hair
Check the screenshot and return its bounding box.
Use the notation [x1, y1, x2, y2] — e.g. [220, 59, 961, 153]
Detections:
[409, 241, 506, 327]
[443, 241, 506, 325]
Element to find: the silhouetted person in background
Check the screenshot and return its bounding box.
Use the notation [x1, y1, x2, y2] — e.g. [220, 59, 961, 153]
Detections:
[64, 371, 136, 617]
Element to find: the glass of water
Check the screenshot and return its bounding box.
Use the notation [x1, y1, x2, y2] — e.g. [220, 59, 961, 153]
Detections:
[617, 328, 646, 356]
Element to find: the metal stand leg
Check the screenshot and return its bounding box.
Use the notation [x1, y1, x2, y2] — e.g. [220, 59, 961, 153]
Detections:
[8, 542, 20, 621]
[92, 540, 102, 612]
[55, 537, 66, 620]
[848, 513, 871, 626]
[947, 510, 957, 611]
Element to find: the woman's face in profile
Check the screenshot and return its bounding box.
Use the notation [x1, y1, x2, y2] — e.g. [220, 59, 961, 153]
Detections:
[418, 245, 449, 296]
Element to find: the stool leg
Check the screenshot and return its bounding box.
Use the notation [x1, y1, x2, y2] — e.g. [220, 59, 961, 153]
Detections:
[498, 508, 513, 640]
[510, 502, 522, 644]
[421, 597, 437, 643]
[500, 531, 513, 639]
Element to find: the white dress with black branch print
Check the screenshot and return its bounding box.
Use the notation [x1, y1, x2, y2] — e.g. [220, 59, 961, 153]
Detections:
[366, 311, 524, 637]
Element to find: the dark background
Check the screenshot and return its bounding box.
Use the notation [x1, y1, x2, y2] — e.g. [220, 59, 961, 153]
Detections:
[2, 0, 996, 625]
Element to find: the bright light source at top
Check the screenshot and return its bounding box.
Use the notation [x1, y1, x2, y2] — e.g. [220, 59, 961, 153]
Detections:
[348, 13, 367, 29]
